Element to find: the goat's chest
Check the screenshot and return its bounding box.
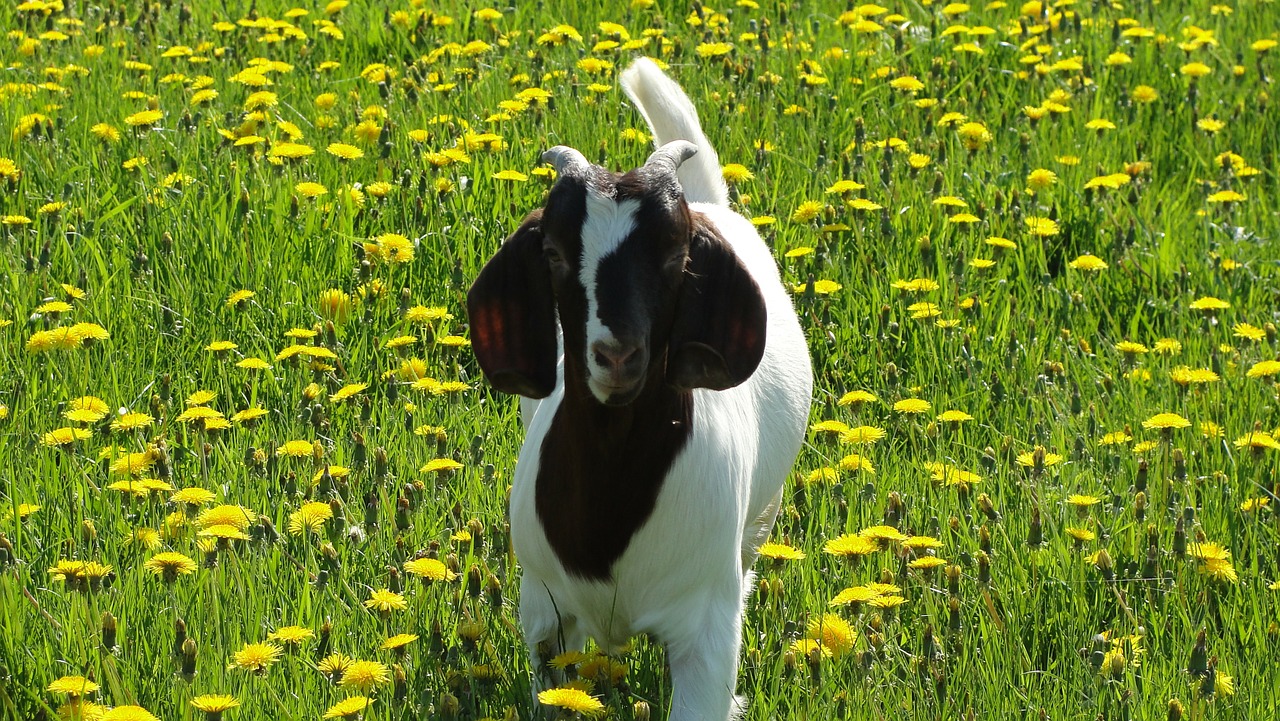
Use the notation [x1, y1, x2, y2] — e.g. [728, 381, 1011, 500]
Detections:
[512, 391, 694, 581]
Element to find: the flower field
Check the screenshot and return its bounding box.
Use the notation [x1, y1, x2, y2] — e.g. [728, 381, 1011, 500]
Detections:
[3, 0, 1280, 719]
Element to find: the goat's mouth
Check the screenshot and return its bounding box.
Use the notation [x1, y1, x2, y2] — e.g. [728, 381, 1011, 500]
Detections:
[587, 376, 645, 406]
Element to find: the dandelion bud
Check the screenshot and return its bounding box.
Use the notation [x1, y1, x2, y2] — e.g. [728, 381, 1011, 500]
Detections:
[351, 432, 367, 470]
[1108, 648, 1127, 678]
[1142, 545, 1160, 582]
[176, 636, 198, 679]
[102, 611, 117, 650]
[978, 525, 991, 556]
[80, 518, 97, 546]
[945, 564, 962, 596]
[1265, 322, 1276, 342]
[173, 617, 188, 656]
[633, 701, 652, 721]
[1167, 698, 1184, 721]
[917, 234, 934, 266]
[1089, 634, 1107, 671]
[884, 491, 904, 528]
[1187, 630, 1208, 677]
[1136, 459, 1148, 492]
[977, 494, 998, 522]
[0, 534, 13, 565]
[320, 542, 340, 573]
[948, 597, 962, 633]
[921, 623, 937, 661]
[869, 631, 885, 652]
[1093, 549, 1115, 580]
[782, 649, 797, 674]
[806, 645, 823, 683]
[374, 447, 389, 479]
[1198, 659, 1217, 698]
[486, 573, 503, 609]
[363, 494, 378, 531]
[439, 692, 460, 720]
[1172, 448, 1186, 481]
[976, 551, 991, 585]
[1173, 518, 1187, 559]
[981, 446, 998, 471]
[1134, 492, 1146, 522]
[1027, 507, 1043, 547]
[884, 362, 898, 386]
[467, 565, 483, 598]
[393, 664, 407, 703]
[444, 553, 461, 576]
[771, 577, 784, 599]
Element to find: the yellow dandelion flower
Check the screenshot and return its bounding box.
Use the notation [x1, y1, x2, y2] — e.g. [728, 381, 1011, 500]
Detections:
[537, 687, 605, 717]
[757, 542, 805, 561]
[1068, 254, 1108, 271]
[1142, 413, 1190, 430]
[893, 398, 931, 414]
[1245, 360, 1280, 378]
[326, 142, 363, 160]
[323, 696, 372, 719]
[340, 660, 391, 691]
[230, 642, 282, 673]
[806, 614, 856, 657]
[47, 676, 100, 696]
[404, 557, 457, 582]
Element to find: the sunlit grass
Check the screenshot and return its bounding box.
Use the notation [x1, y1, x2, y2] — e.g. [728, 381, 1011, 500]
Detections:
[2, 1, 1279, 720]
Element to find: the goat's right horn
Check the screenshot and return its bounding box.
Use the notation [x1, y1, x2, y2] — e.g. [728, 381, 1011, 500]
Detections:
[644, 140, 699, 175]
[541, 145, 591, 179]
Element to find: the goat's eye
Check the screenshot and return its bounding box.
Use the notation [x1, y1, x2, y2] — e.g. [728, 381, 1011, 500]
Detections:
[543, 246, 565, 266]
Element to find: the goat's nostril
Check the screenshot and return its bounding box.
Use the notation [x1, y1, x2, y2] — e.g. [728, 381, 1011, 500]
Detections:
[592, 342, 640, 371]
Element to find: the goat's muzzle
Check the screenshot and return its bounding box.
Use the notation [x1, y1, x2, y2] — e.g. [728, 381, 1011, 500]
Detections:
[588, 338, 649, 405]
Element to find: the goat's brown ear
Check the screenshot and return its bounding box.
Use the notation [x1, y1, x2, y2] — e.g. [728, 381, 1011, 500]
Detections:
[467, 211, 558, 398]
[667, 224, 767, 391]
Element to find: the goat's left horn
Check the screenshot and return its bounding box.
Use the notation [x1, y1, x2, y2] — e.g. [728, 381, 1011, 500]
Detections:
[541, 145, 591, 179]
[644, 140, 698, 174]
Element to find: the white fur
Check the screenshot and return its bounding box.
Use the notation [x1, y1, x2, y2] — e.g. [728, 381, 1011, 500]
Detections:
[579, 193, 642, 403]
[621, 58, 730, 208]
[511, 62, 813, 721]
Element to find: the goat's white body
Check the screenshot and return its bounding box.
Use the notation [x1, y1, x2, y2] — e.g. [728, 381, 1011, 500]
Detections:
[511, 59, 812, 721]
[513, 208, 810, 717]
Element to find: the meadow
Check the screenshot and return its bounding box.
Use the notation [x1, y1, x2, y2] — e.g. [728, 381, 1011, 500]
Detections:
[2, 0, 1279, 719]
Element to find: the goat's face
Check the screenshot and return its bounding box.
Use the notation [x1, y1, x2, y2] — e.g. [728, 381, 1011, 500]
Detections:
[540, 151, 694, 405]
[468, 142, 768, 405]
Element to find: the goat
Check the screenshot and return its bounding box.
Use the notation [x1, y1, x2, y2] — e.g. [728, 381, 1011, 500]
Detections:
[467, 57, 812, 721]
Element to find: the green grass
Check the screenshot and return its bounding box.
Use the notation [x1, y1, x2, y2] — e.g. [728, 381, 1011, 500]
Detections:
[2, 1, 1279, 719]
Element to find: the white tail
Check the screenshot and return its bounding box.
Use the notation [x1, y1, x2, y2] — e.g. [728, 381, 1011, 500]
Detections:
[620, 58, 729, 208]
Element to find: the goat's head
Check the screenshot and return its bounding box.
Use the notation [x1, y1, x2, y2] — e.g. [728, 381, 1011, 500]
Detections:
[468, 141, 767, 406]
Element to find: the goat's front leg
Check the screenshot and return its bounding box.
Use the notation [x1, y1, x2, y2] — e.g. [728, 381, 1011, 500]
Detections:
[520, 576, 585, 694]
[665, 588, 747, 721]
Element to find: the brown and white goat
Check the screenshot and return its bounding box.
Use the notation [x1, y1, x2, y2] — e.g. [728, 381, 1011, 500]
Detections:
[467, 58, 812, 720]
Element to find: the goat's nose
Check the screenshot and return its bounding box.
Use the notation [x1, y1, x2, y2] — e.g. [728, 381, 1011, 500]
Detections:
[592, 340, 641, 373]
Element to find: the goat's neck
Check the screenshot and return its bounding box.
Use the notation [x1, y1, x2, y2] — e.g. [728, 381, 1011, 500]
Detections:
[536, 350, 693, 580]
